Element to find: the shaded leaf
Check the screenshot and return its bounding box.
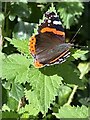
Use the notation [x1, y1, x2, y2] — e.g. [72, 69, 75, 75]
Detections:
[57, 62, 85, 88]
[10, 2, 30, 19]
[7, 97, 18, 110]
[10, 83, 24, 101]
[13, 21, 36, 40]
[57, 2, 84, 29]
[2, 111, 19, 119]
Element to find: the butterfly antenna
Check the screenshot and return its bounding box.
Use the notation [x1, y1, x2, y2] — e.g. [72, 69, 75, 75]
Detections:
[70, 25, 83, 43]
[70, 25, 88, 49]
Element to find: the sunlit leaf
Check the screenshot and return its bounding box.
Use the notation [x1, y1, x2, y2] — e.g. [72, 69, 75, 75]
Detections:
[53, 105, 88, 118]
[72, 49, 89, 60]
[2, 54, 30, 84]
[2, 104, 10, 112]
[78, 62, 90, 79]
[24, 66, 63, 115]
[5, 37, 30, 55]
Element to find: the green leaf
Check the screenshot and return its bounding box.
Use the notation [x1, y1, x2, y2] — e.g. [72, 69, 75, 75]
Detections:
[72, 49, 89, 60]
[78, 62, 90, 79]
[10, 83, 24, 101]
[57, 2, 84, 29]
[5, 37, 30, 56]
[13, 21, 36, 40]
[10, 2, 30, 19]
[53, 105, 89, 118]
[2, 81, 11, 90]
[2, 104, 10, 112]
[7, 97, 18, 110]
[19, 104, 39, 116]
[24, 67, 63, 115]
[2, 111, 19, 119]
[20, 113, 29, 119]
[2, 54, 30, 84]
[0, 52, 5, 77]
[57, 62, 85, 88]
[58, 85, 72, 106]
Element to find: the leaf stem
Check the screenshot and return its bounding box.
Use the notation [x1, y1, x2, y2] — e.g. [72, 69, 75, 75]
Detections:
[65, 85, 78, 105]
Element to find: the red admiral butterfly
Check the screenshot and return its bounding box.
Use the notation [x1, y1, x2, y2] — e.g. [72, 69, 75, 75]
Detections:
[29, 11, 72, 68]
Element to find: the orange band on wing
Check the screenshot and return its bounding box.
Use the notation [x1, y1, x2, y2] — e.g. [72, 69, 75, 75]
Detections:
[41, 27, 65, 36]
[29, 36, 36, 54]
[34, 60, 44, 68]
[50, 49, 69, 63]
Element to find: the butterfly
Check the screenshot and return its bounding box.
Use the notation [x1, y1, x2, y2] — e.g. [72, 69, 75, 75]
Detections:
[29, 11, 72, 68]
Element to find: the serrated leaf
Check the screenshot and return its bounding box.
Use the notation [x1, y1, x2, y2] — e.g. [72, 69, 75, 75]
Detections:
[53, 105, 89, 118]
[78, 62, 90, 79]
[5, 37, 30, 55]
[2, 54, 30, 83]
[19, 104, 39, 116]
[72, 49, 89, 60]
[57, 2, 84, 29]
[24, 67, 63, 115]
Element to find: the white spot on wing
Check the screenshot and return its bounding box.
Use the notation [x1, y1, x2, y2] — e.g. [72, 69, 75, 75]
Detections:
[53, 20, 62, 25]
[48, 20, 51, 23]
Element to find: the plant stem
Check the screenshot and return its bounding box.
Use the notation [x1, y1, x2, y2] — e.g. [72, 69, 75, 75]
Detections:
[65, 85, 78, 105]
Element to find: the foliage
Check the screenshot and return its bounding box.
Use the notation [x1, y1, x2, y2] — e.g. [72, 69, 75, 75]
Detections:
[1, 2, 90, 120]
[57, 2, 84, 29]
[53, 105, 89, 118]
